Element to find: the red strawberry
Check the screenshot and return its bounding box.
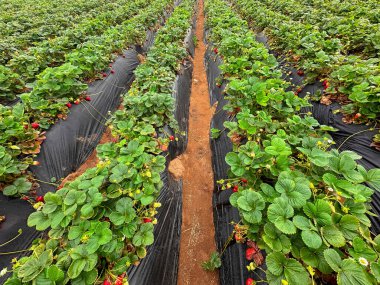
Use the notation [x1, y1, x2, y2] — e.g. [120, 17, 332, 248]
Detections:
[169, 135, 175, 141]
[216, 83, 221, 88]
[233, 185, 238, 192]
[85, 96, 91, 101]
[36, 196, 44, 203]
[122, 55, 126, 58]
[246, 278, 255, 285]
[109, 64, 113, 68]
[21, 196, 29, 201]
[31, 122, 39, 129]
[246, 247, 257, 260]
[241, 178, 248, 183]
[24, 124, 28, 130]
[115, 279, 122, 285]
[297, 70, 304, 76]
[213, 47, 218, 54]
[102, 72, 107, 78]
[111, 70, 115, 74]
[354, 113, 361, 119]
[143, 218, 152, 223]
[74, 99, 80, 105]
[66, 102, 72, 108]
[103, 280, 112, 285]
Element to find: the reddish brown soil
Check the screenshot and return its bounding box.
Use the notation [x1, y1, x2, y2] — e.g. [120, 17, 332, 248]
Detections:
[175, 1, 219, 284]
[59, 127, 115, 186]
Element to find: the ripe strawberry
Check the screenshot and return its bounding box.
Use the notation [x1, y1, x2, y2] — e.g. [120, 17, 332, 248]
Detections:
[74, 99, 80, 105]
[85, 96, 91, 101]
[21, 196, 29, 201]
[24, 124, 28, 130]
[233, 185, 238, 192]
[241, 178, 248, 183]
[213, 47, 218, 54]
[143, 218, 152, 223]
[31, 122, 39, 129]
[115, 279, 122, 285]
[102, 72, 107, 78]
[246, 247, 257, 260]
[109, 64, 113, 68]
[32, 161, 40, 166]
[66, 102, 72, 108]
[122, 55, 126, 58]
[111, 70, 115, 74]
[36, 196, 44, 203]
[246, 278, 255, 285]
[322, 80, 329, 89]
[354, 113, 361, 119]
[169, 135, 175, 141]
[297, 70, 304, 76]
[103, 280, 112, 285]
[216, 83, 221, 88]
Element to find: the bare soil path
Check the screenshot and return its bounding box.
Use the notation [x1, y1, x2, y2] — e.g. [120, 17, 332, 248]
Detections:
[175, 0, 219, 284]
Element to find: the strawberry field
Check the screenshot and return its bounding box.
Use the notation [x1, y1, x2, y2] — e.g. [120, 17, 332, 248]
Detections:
[0, 0, 380, 285]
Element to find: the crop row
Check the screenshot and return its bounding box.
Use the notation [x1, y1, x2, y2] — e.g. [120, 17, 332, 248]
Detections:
[229, 0, 380, 122]
[0, 0, 126, 62]
[4, 0, 195, 283]
[205, 0, 380, 284]
[0, 0, 151, 102]
[258, 0, 380, 56]
[0, 0, 173, 197]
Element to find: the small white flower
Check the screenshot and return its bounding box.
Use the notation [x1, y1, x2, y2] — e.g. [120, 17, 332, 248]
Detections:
[327, 139, 333, 144]
[327, 187, 334, 192]
[0, 268, 7, 277]
[359, 257, 368, 267]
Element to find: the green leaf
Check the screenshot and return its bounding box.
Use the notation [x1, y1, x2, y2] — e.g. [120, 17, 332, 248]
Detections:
[370, 262, 380, 283]
[47, 265, 64, 281]
[27, 211, 50, 231]
[293, 215, 311, 231]
[303, 199, 332, 226]
[284, 259, 311, 285]
[348, 237, 377, 262]
[322, 225, 346, 247]
[265, 137, 292, 156]
[225, 152, 245, 176]
[337, 215, 359, 240]
[68, 259, 86, 279]
[237, 190, 265, 224]
[266, 252, 311, 285]
[275, 173, 311, 208]
[324, 248, 342, 272]
[338, 259, 373, 285]
[366, 169, 380, 191]
[302, 230, 322, 249]
[267, 198, 296, 234]
[266, 252, 287, 276]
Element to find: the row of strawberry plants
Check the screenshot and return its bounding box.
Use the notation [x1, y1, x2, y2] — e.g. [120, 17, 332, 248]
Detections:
[0, 0, 147, 101]
[0, 0, 121, 63]
[0, 0, 172, 197]
[229, 0, 380, 123]
[205, 0, 380, 284]
[4, 0, 195, 283]
[258, 0, 380, 56]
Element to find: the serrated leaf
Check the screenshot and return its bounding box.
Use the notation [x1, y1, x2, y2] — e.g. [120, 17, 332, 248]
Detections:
[324, 248, 342, 272]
